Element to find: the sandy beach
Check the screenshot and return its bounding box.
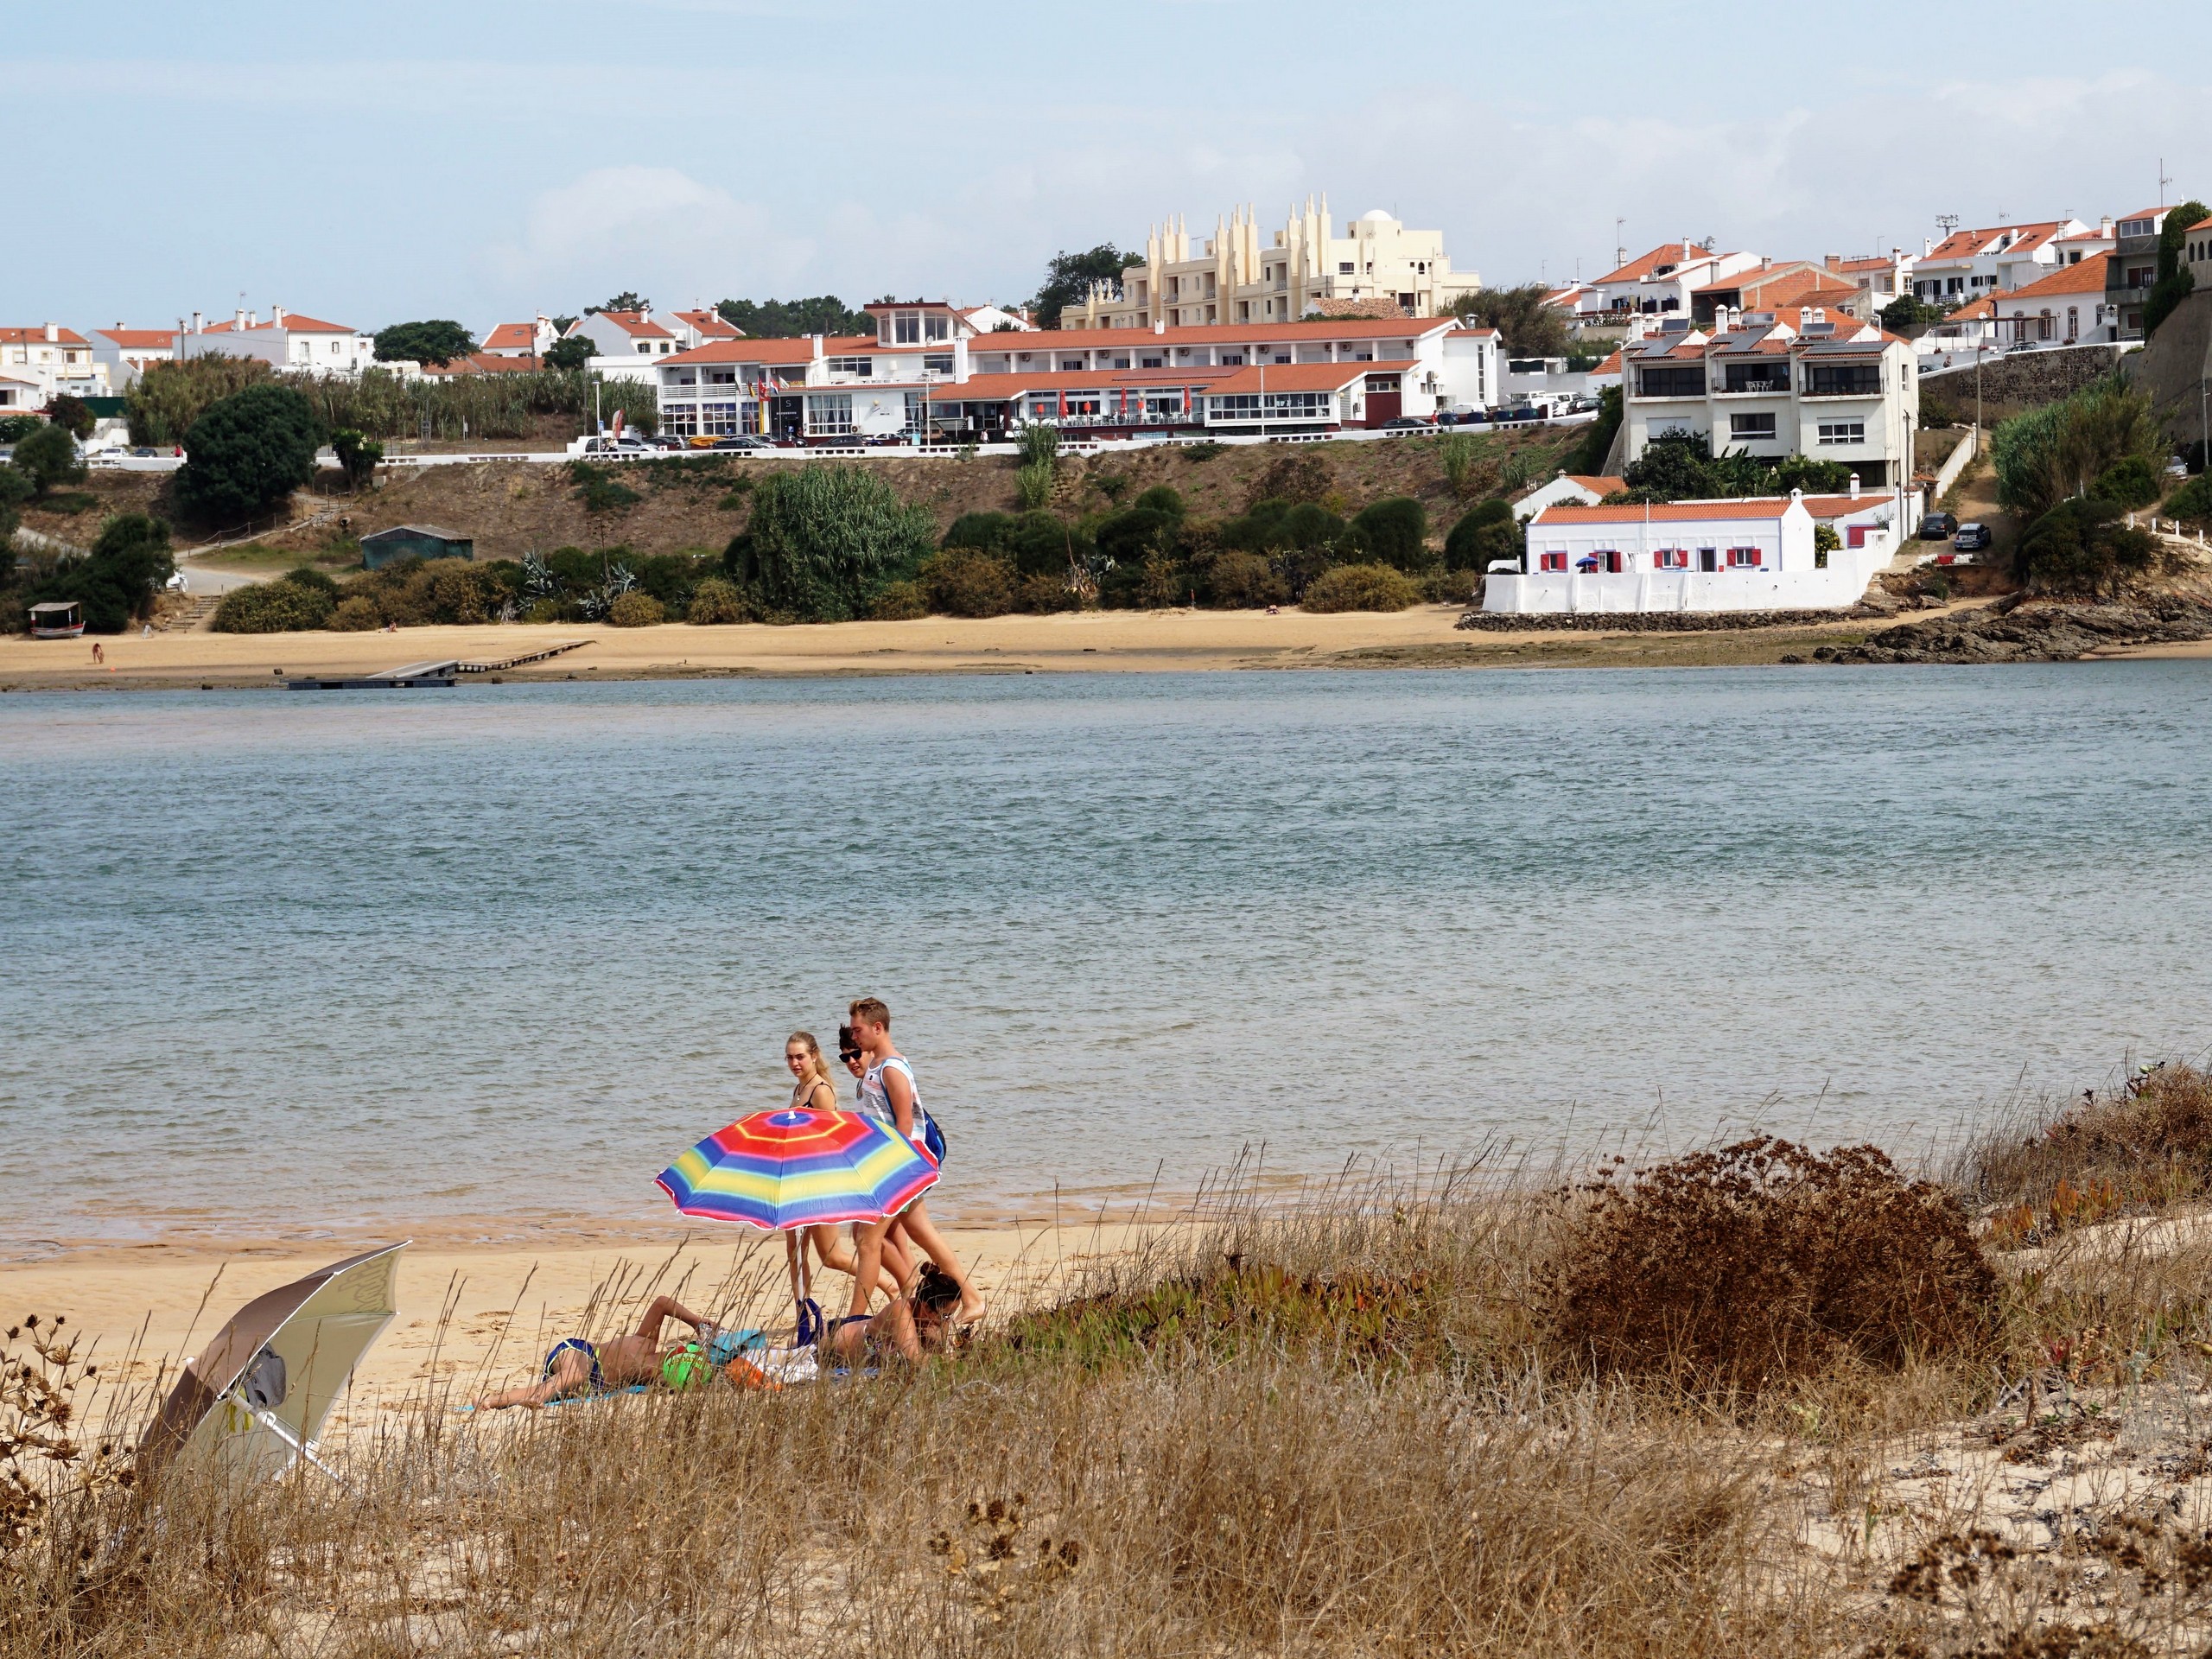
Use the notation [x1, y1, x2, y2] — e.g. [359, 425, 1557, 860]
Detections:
[0, 601, 1910, 687]
[0, 1214, 1166, 1437]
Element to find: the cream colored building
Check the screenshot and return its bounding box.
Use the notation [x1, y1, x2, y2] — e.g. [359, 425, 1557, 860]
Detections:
[1061, 196, 1480, 331]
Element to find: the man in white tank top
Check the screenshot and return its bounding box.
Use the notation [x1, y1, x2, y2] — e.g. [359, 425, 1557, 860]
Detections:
[837, 997, 987, 1358]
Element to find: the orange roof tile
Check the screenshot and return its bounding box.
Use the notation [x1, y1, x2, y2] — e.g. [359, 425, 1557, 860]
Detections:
[671, 308, 742, 338]
[1532, 498, 1810, 526]
[0, 326, 90, 346]
[92, 328, 177, 348]
[1999, 251, 2112, 300]
[593, 309, 674, 338]
[482, 322, 540, 351]
[1592, 242, 1717, 285]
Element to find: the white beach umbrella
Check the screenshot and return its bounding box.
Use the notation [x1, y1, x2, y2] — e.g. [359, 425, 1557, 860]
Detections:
[141, 1242, 406, 1484]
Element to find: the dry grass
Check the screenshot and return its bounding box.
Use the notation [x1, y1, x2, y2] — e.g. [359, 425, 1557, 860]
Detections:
[26, 1109, 2212, 1656]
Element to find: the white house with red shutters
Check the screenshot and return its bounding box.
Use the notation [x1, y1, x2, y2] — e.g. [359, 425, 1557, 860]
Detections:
[1486, 486, 1899, 614]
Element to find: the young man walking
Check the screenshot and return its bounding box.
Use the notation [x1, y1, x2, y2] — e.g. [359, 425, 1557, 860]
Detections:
[838, 997, 987, 1357]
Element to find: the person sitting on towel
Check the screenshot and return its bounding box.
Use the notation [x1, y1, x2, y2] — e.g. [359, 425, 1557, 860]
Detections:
[474, 1295, 723, 1410]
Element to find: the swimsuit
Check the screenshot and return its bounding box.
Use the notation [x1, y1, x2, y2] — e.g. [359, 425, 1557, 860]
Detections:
[543, 1338, 604, 1391]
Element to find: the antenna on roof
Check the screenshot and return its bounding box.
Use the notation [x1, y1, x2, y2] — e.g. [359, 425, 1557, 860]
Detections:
[2159, 157, 2173, 207]
[1936, 214, 1960, 236]
[1615, 218, 1625, 270]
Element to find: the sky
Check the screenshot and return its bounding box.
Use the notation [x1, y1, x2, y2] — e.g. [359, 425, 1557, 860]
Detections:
[9, 1, 2212, 335]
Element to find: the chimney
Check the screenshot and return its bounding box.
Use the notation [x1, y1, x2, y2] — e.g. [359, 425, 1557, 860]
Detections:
[1761, 255, 1771, 270]
[811, 333, 825, 363]
[1826, 253, 1841, 271]
[191, 310, 202, 335]
[235, 307, 246, 329]
[2100, 215, 2114, 236]
[1153, 318, 1166, 334]
[1848, 473, 1861, 499]
[273, 305, 285, 327]
[1924, 238, 1935, 255]
[42, 321, 57, 342]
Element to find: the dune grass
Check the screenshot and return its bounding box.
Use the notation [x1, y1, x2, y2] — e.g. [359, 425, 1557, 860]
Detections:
[16, 1071, 2212, 1655]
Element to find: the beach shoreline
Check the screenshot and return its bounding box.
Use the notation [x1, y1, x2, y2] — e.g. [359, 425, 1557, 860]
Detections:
[0, 603, 1903, 688]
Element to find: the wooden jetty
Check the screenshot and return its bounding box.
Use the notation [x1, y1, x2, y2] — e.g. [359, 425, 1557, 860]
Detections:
[288, 640, 590, 691]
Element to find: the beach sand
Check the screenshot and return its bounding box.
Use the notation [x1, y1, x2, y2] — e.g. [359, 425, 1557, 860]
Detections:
[1, 1216, 1166, 1440]
[0, 602, 1897, 688]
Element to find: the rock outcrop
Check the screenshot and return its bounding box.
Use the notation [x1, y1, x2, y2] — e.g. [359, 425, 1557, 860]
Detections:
[1815, 595, 2212, 664]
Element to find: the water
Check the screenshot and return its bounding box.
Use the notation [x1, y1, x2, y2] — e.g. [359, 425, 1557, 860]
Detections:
[4, 664, 2209, 1244]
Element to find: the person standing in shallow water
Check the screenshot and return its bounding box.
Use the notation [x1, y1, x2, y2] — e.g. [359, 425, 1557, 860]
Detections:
[837, 997, 987, 1357]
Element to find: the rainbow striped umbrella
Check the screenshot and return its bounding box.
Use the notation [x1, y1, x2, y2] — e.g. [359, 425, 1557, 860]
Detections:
[655, 1108, 938, 1232]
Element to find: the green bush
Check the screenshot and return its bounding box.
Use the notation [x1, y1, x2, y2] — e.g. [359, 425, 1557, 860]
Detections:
[1007, 512, 1090, 578]
[1444, 499, 1520, 571]
[1440, 430, 1479, 496]
[0, 414, 42, 444]
[46, 395, 94, 441]
[1205, 549, 1287, 608]
[175, 383, 321, 526]
[1563, 385, 1622, 476]
[212, 575, 336, 632]
[919, 547, 1018, 617]
[1181, 440, 1227, 462]
[331, 594, 381, 630]
[1133, 485, 1185, 516]
[685, 576, 751, 624]
[1096, 503, 1182, 568]
[11, 423, 85, 495]
[2092, 454, 2161, 510]
[2015, 498, 2160, 595]
[125, 357, 274, 447]
[1014, 461, 1055, 510]
[2165, 473, 2212, 521]
[735, 464, 935, 621]
[2145, 200, 2208, 338]
[19, 512, 175, 632]
[570, 462, 641, 513]
[1993, 376, 2166, 521]
[1300, 563, 1423, 613]
[607, 590, 665, 626]
[1422, 569, 1482, 604]
[868, 580, 929, 620]
[332, 428, 383, 490]
[1016, 423, 1061, 467]
[1351, 497, 1432, 571]
[944, 512, 1015, 551]
[284, 565, 339, 597]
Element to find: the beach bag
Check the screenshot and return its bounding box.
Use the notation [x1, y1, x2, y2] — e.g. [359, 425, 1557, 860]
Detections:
[922, 1109, 946, 1166]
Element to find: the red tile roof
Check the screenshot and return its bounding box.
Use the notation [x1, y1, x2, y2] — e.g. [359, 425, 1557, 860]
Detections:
[671, 308, 742, 338]
[201, 313, 355, 334]
[1532, 497, 1812, 526]
[2000, 252, 2112, 300]
[0, 326, 90, 346]
[1566, 474, 1626, 495]
[1592, 242, 1717, 286]
[482, 322, 541, 352]
[995, 316, 1459, 352]
[1918, 222, 2069, 265]
[592, 310, 674, 339]
[92, 328, 177, 349]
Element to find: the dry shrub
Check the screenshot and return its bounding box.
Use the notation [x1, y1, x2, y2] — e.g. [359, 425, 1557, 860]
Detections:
[1960, 1064, 2212, 1221]
[1543, 1139, 1999, 1393]
[918, 547, 1016, 617]
[685, 576, 751, 625]
[607, 590, 665, 626]
[1300, 562, 1423, 613]
[327, 594, 380, 631]
[1245, 450, 1336, 509]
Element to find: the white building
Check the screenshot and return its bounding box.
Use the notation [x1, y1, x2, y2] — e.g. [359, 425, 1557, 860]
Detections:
[654, 310, 1501, 442]
[481, 316, 559, 358]
[1619, 308, 1919, 486]
[86, 327, 179, 389]
[179, 308, 376, 375]
[0, 325, 108, 402]
[1909, 220, 2092, 303]
[1986, 253, 2117, 346]
[957, 303, 1034, 334]
[1511, 473, 1627, 522]
[1485, 486, 1898, 614]
[1062, 197, 1481, 330]
[564, 308, 679, 377]
[1579, 243, 1764, 317]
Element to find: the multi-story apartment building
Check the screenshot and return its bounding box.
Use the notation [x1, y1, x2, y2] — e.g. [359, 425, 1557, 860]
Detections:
[2106, 206, 2175, 340]
[1058, 197, 1481, 331]
[1908, 220, 2092, 303]
[179, 308, 377, 375]
[653, 304, 1500, 442]
[1618, 308, 1919, 486]
[0, 324, 108, 404]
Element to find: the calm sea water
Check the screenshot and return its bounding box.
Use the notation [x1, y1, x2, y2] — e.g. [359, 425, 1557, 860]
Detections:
[4, 664, 2210, 1246]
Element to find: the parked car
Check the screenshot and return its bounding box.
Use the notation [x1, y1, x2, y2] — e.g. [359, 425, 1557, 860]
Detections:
[1381, 416, 1428, 431]
[1918, 512, 1957, 540]
[588, 435, 649, 454]
[1953, 522, 1993, 552]
[709, 435, 772, 451]
[2168, 455, 2191, 478]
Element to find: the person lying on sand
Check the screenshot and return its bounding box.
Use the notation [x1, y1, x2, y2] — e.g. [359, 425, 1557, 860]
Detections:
[474, 1295, 721, 1410]
[825, 1264, 966, 1366]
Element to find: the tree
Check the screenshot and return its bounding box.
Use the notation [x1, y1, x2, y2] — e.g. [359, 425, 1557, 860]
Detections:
[372, 320, 477, 365]
[0, 461, 33, 543]
[1564, 385, 1623, 477]
[2145, 199, 2209, 338]
[175, 383, 321, 526]
[2014, 497, 2158, 594]
[1445, 498, 1521, 570]
[715, 296, 874, 338]
[24, 512, 174, 632]
[1031, 245, 1140, 330]
[1991, 375, 2167, 520]
[1878, 294, 1953, 330]
[734, 464, 935, 620]
[1351, 496, 1432, 570]
[126, 356, 274, 447]
[1448, 285, 1571, 359]
[332, 428, 384, 490]
[45, 394, 94, 440]
[543, 336, 594, 372]
[586, 292, 649, 315]
[10, 423, 85, 494]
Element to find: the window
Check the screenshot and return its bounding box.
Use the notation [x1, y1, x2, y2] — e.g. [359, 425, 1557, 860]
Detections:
[1338, 262, 1356, 275]
[925, 353, 955, 374]
[894, 314, 920, 345]
[924, 314, 950, 342]
[1726, 547, 1762, 569]
[1723, 363, 1789, 393]
[700, 401, 740, 436]
[1140, 357, 1163, 369]
[1816, 421, 1866, 445]
[826, 356, 874, 376]
[1637, 366, 1704, 397]
[1730, 412, 1777, 441]
[1538, 551, 1569, 572]
[663, 403, 698, 435]
[1654, 549, 1688, 569]
[903, 392, 926, 434]
[637, 343, 652, 353]
[1058, 358, 1087, 371]
[806, 392, 854, 435]
[1805, 363, 1882, 396]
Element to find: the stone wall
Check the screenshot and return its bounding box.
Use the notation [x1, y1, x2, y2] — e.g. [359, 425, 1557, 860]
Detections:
[2123, 289, 2212, 451]
[1920, 344, 2126, 416]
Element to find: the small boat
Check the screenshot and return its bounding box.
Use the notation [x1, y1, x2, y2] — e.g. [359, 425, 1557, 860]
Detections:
[27, 600, 85, 639]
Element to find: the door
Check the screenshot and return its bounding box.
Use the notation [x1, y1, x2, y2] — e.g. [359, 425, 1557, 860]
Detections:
[1699, 547, 1718, 573]
[1363, 391, 1402, 427]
